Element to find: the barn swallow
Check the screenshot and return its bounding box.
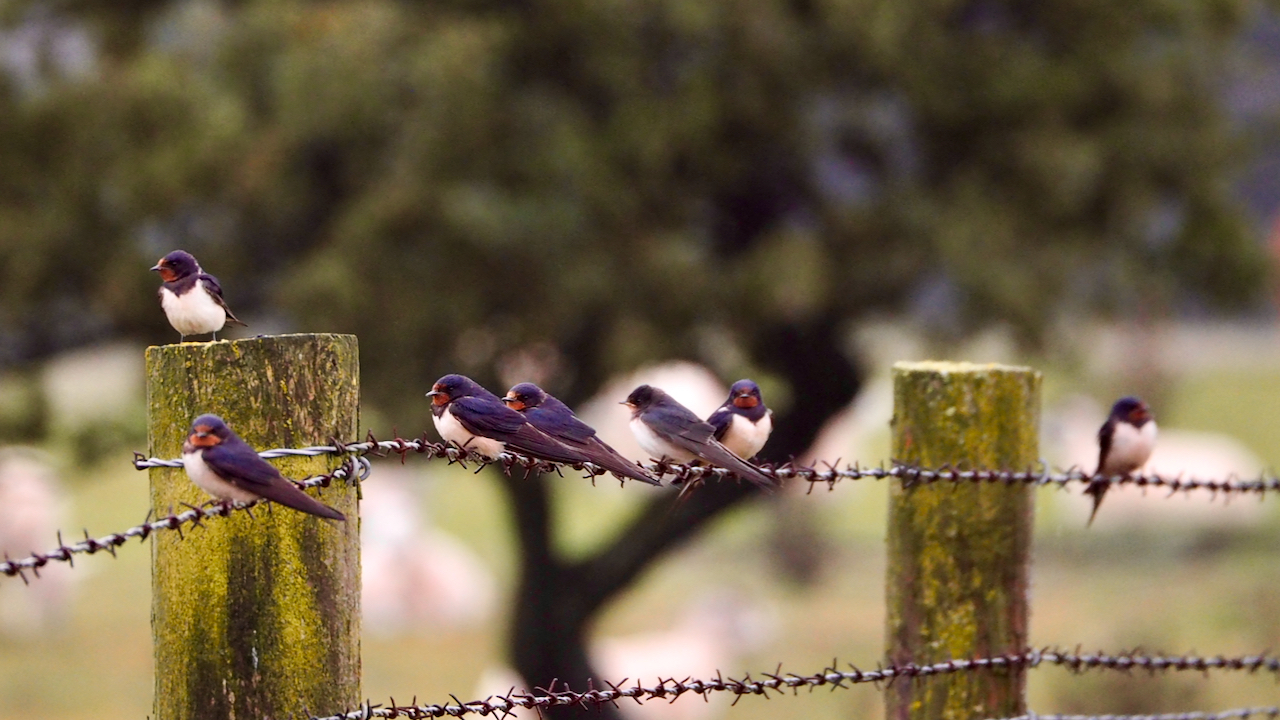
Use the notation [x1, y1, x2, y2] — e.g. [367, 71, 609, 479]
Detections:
[502, 382, 662, 486]
[707, 379, 773, 460]
[151, 250, 247, 341]
[622, 384, 776, 491]
[1085, 396, 1157, 526]
[181, 414, 345, 520]
[426, 374, 586, 464]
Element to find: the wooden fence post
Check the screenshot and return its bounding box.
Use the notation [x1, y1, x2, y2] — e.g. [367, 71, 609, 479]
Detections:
[146, 334, 361, 720]
[886, 361, 1040, 720]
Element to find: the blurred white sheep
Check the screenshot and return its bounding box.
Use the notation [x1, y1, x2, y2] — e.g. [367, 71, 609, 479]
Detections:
[0, 449, 76, 635]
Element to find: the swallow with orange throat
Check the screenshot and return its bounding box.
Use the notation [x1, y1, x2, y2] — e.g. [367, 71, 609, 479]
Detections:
[181, 414, 345, 520]
[151, 250, 246, 341]
[623, 384, 776, 491]
[707, 379, 773, 460]
[427, 374, 587, 465]
[503, 382, 661, 486]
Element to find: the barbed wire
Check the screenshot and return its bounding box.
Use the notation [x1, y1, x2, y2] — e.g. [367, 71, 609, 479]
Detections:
[133, 431, 1280, 497]
[307, 649, 1280, 720]
[992, 709, 1279, 720]
[0, 458, 363, 583]
[18, 424, 1272, 585]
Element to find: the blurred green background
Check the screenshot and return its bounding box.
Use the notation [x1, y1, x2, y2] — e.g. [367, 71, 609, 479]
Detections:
[3, 0, 1280, 717]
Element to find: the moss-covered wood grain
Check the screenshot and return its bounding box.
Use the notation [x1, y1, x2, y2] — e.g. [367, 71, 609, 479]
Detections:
[147, 334, 360, 720]
[885, 361, 1040, 720]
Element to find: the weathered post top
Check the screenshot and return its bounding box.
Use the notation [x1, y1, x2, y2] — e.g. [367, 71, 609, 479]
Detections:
[886, 361, 1040, 720]
[147, 333, 360, 720]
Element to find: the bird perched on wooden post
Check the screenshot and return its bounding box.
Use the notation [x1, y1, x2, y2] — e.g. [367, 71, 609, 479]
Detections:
[151, 250, 246, 342]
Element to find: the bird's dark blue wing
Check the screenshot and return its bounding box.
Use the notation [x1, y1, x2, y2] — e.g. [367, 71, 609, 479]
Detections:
[202, 437, 344, 519]
[643, 402, 716, 445]
[519, 399, 660, 484]
[644, 402, 774, 490]
[199, 273, 225, 298]
[451, 396, 583, 464]
[201, 438, 284, 489]
[662, 429, 776, 490]
[525, 397, 597, 444]
[450, 396, 529, 436]
[707, 405, 734, 442]
[198, 273, 246, 325]
[1096, 418, 1114, 473]
[1085, 417, 1121, 526]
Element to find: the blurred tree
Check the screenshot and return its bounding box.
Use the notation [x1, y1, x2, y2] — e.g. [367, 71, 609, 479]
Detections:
[0, 0, 1274, 715]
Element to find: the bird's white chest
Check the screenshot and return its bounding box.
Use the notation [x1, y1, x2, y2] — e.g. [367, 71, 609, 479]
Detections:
[629, 417, 696, 463]
[182, 451, 259, 503]
[1102, 421, 1157, 475]
[434, 408, 505, 459]
[160, 285, 227, 336]
[720, 412, 772, 459]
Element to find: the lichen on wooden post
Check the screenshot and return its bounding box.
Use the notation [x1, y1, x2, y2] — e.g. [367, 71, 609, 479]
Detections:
[885, 361, 1040, 720]
[146, 334, 360, 720]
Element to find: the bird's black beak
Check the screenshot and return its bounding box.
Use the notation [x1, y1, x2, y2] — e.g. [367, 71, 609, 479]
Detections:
[501, 396, 514, 404]
[425, 390, 441, 398]
[150, 264, 163, 272]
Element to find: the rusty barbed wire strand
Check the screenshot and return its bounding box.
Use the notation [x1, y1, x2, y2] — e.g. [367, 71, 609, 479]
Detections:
[0, 458, 365, 583]
[23, 427, 1267, 582]
[308, 649, 1280, 720]
[133, 431, 1280, 497]
[133, 433, 566, 477]
[991, 709, 1280, 720]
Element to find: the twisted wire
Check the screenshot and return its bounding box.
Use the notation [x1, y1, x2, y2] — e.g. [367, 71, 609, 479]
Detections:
[308, 649, 1280, 720]
[0, 459, 361, 583]
[133, 432, 1280, 497]
[19, 427, 1270, 584]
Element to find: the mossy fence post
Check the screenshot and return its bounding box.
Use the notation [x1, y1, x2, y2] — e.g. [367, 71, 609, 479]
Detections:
[146, 334, 361, 720]
[886, 361, 1040, 720]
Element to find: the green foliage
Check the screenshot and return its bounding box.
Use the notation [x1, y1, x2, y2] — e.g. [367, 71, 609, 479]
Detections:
[0, 0, 1270, 414]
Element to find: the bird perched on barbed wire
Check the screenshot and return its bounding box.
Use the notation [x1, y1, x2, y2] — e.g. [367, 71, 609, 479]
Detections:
[427, 374, 586, 465]
[707, 379, 773, 460]
[623, 384, 777, 492]
[181, 414, 345, 520]
[1085, 396, 1157, 526]
[151, 250, 246, 342]
[502, 382, 661, 486]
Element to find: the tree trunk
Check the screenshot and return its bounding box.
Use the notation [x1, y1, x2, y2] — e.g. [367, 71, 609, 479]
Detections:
[506, 317, 861, 718]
